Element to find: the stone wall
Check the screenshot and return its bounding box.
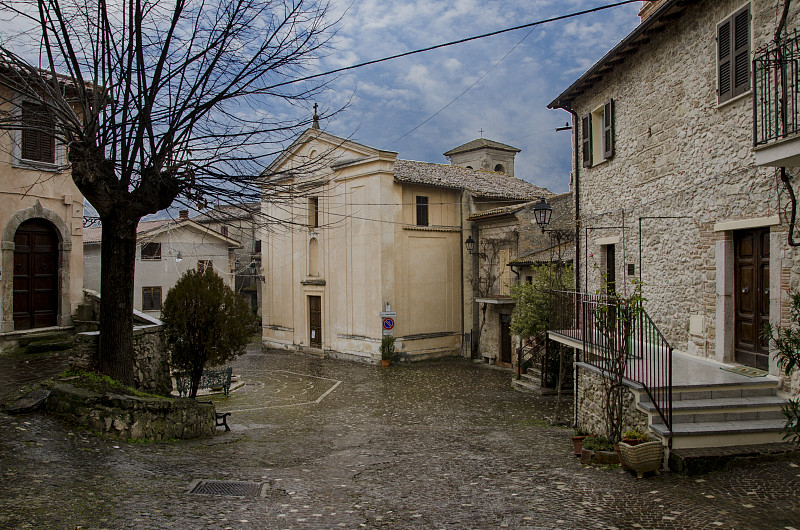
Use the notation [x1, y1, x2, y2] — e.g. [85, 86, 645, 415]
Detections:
[46, 383, 215, 440]
[72, 325, 172, 396]
[576, 365, 648, 437]
[567, 0, 800, 393]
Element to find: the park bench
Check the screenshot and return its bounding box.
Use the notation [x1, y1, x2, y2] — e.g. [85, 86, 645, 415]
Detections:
[175, 367, 234, 431]
[175, 366, 233, 397]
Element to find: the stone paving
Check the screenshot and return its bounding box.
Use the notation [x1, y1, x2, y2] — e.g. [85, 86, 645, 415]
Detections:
[1, 345, 799, 529]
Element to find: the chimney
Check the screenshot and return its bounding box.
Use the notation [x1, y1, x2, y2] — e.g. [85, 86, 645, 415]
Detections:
[179, 209, 189, 220]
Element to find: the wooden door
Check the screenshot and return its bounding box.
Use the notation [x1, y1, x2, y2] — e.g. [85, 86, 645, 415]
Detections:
[308, 295, 322, 348]
[13, 219, 58, 330]
[499, 314, 512, 364]
[606, 244, 616, 296]
[734, 228, 770, 369]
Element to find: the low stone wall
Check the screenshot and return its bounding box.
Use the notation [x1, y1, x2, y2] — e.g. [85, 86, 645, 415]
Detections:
[73, 325, 172, 396]
[576, 365, 648, 436]
[46, 383, 215, 441]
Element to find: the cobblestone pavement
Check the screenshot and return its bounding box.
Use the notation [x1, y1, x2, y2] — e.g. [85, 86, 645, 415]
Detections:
[1, 345, 799, 529]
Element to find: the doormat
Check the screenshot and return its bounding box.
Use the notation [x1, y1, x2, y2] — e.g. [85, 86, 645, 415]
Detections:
[720, 365, 768, 378]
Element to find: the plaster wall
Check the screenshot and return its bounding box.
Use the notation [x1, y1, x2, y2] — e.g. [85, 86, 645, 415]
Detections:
[0, 85, 84, 332]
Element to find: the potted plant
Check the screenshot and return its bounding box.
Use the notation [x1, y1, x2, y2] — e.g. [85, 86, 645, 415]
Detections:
[618, 440, 663, 478]
[380, 335, 395, 367]
[580, 435, 619, 466]
[571, 427, 590, 456]
[622, 428, 649, 446]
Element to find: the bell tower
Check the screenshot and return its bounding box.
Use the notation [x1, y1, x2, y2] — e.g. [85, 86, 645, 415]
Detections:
[444, 139, 520, 177]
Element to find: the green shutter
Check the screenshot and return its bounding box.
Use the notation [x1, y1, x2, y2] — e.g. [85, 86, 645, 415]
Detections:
[603, 99, 614, 160]
[581, 113, 592, 168]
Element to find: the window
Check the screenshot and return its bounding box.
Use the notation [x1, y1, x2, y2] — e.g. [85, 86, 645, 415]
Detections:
[308, 197, 319, 228]
[254, 240, 262, 253]
[526, 276, 533, 285]
[198, 260, 213, 273]
[21, 101, 55, 164]
[717, 4, 750, 103]
[142, 287, 162, 311]
[141, 242, 161, 260]
[416, 196, 429, 226]
[494, 164, 505, 173]
[220, 225, 229, 237]
[581, 99, 614, 167]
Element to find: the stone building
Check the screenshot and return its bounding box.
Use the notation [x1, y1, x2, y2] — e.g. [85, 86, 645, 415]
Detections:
[547, 0, 800, 448]
[260, 127, 549, 363]
[193, 203, 262, 314]
[465, 192, 573, 368]
[0, 77, 85, 334]
[84, 211, 241, 317]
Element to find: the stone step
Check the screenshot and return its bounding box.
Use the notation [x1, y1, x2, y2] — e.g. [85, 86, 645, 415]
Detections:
[668, 442, 800, 475]
[511, 377, 540, 393]
[651, 419, 788, 449]
[641, 395, 788, 425]
[671, 383, 777, 401]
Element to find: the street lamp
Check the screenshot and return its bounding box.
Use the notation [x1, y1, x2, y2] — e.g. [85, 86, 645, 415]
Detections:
[532, 197, 553, 232]
[464, 235, 477, 254]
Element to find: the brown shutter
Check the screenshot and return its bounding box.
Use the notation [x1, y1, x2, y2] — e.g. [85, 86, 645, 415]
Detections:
[717, 18, 732, 103]
[603, 99, 614, 160]
[731, 6, 750, 98]
[581, 113, 592, 168]
[21, 102, 55, 163]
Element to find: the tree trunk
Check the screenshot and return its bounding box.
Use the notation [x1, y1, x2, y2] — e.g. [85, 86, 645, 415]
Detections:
[97, 215, 140, 386]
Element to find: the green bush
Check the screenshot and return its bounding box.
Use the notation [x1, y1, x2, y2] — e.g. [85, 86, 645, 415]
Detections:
[763, 290, 800, 446]
[582, 435, 613, 451]
[161, 268, 256, 398]
[380, 335, 395, 361]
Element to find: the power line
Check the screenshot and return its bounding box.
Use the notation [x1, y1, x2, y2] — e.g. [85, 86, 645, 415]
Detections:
[264, 1, 641, 91]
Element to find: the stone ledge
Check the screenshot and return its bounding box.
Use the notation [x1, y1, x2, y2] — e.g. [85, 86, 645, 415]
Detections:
[45, 383, 216, 441]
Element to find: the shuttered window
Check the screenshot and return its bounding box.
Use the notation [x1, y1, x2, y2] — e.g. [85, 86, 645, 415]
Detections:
[718, 5, 750, 103]
[581, 113, 592, 168]
[198, 260, 213, 273]
[142, 287, 162, 311]
[21, 101, 55, 164]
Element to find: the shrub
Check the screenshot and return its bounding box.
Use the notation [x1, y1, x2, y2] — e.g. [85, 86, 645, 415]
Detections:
[161, 269, 256, 398]
[582, 435, 613, 451]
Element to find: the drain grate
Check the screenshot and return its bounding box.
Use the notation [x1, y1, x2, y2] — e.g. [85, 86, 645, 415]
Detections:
[190, 480, 263, 497]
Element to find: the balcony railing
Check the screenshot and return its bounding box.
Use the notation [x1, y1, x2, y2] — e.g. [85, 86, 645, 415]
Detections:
[754, 30, 800, 147]
[548, 291, 673, 434]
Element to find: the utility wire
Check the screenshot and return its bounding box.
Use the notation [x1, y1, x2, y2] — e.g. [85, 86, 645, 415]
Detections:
[264, 1, 642, 91]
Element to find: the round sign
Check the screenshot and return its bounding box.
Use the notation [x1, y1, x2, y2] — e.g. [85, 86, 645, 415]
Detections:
[382, 318, 395, 330]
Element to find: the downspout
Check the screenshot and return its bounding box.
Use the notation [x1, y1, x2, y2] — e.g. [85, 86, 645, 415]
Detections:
[563, 105, 580, 428]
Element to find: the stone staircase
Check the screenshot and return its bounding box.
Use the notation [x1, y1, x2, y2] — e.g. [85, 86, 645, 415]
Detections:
[638, 378, 788, 449]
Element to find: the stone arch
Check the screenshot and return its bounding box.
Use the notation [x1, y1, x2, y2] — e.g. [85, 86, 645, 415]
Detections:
[494, 164, 505, 173]
[2, 200, 73, 332]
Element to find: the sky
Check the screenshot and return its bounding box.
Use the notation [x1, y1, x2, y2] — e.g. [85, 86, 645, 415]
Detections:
[311, 0, 644, 194]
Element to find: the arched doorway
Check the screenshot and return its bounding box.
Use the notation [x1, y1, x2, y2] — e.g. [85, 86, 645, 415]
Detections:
[13, 219, 59, 330]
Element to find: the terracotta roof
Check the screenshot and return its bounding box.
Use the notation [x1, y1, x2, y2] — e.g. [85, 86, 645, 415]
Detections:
[192, 202, 259, 223]
[512, 240, 575, 265]
[393, 160, 550, 200]
[443, 138, 521, 157]
[82, 219, 172, 244]
[467, 203, 527, 221]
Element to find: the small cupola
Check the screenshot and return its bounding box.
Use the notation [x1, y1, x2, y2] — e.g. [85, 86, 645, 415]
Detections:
[443, 138, 521, 177]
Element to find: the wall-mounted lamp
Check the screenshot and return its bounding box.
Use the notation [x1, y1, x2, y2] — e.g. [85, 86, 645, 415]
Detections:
[176, 251, 183, 263]
[555, 122, 572, 132]
[465, 235, 477, 254]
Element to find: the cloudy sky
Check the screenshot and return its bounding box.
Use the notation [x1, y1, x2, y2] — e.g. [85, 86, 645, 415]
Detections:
[311, 0, 644, 193]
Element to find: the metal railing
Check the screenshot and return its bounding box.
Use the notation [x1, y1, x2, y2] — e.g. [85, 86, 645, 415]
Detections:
[548, 291, 673, 433]
[754, 30, 800, 147]
[516, 333, 546, 380]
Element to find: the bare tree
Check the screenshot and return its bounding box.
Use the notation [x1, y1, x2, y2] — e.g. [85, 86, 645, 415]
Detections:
[0, 0, 337, 385]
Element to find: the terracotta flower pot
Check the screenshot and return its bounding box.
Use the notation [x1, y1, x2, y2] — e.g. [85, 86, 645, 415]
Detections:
[381, 359, 390, 367]
[571, 435, 587, 456]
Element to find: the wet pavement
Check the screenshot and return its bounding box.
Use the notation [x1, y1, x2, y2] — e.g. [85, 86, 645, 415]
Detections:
[0, 345, 799, 529]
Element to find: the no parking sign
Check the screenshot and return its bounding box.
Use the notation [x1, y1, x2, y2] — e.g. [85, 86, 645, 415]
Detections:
[380, 310, 396, 336]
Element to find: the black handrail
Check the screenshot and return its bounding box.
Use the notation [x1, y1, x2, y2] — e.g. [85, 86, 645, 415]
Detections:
[547, 290, 673, 434]
[754, 30, 800, 147]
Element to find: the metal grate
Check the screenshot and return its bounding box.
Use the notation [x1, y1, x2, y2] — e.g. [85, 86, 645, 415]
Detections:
[190, 480, 263, 497]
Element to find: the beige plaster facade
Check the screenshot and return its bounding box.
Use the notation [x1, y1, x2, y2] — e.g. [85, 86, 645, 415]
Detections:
[549, 0, 800, 395]
[84, 218, 240, 317]
[0, 84, 84, 333]
[261, 129, 549, 363]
